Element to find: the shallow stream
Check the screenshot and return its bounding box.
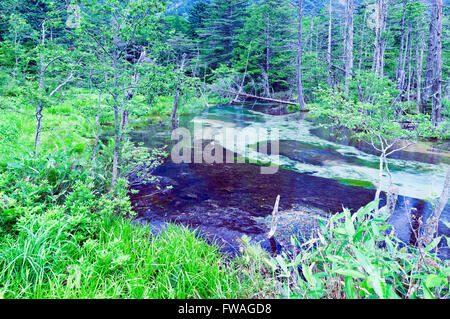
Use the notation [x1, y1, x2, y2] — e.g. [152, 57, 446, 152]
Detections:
[129, 104, 450, 257]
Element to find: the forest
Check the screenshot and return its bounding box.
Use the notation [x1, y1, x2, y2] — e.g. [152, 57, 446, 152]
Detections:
[0, 0, 449, 300]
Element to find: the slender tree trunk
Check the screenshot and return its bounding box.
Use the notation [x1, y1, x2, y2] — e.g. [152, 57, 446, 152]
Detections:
[373, 0, 387, 77]
[111, 101, 121, 191]
[171, 54, 187, 122]
[416, 32, 424, 114]
[398, 30, 411, 96]
[110, 33, 121, 191]
[34, 104, 43, 156]
[358, 6, 367, 74]
[431, 0, 443, 125]
[343, 0, 348, 62]
[327, 0, 333, 88]
[419, 169, 450, 248]
[296, 0, 306, 110]
[407, 35, 413, 108]
[396, 0, 408, 85]
[34, 21, 46, 156]
[423, 0, 443, 126]
[310, 17, 314, 54]
[12, 31, 18, 79]
[375, 152, 385, 204]
[344, 0, 354, 96]
[93, 90, 102, 165]
[235, 45, 251, 102]
[265, 15, 271, 98]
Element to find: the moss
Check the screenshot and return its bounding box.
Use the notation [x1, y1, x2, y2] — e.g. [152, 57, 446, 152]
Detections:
[333, 177, 375, 189]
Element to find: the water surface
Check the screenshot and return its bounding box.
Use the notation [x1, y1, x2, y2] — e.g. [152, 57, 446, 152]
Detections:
[129, 104, 450, 256]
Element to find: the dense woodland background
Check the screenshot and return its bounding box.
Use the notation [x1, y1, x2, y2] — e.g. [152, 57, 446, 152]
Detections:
[0, 0, 448, 120]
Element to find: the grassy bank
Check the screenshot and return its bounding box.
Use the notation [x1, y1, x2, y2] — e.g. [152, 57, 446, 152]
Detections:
[0, 86, 259, 298]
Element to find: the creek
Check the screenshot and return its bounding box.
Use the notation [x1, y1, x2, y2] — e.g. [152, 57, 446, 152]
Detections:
[128, 103, 450, 257]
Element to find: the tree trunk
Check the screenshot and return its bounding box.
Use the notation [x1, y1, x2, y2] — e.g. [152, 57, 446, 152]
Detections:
[296, 0, 306, 110]
[419, 169, 450, 248]
[34, 22, 46, 156]
[92, 90, 102, 165]
[310, 17, 314, 54]
[423, 0, 443, 126]
[416, 32, 424, 114]
[171, 54, 187, 122]
[375, 152, 385, 204]
[406, 35, 413, 108]
[344, 0, 354, 96]
[110, 25, 121, 191]
[327, 0, 333, 87]
[234, 45, 251, 102]
[358, 6, 367, 74]
[396, 0, 408, 85]
[398, 29, 411, 97]
[373, 0, 387, 78]
[431, 0, 443, 126]
[12, 30, 18, 79]
[111, 104, 121, 192]
[33, 104, 43, 156]
[265, 15, 271, 98]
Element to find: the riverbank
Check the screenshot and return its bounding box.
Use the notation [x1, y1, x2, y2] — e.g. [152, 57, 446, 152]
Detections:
[0, 89, 267, 298]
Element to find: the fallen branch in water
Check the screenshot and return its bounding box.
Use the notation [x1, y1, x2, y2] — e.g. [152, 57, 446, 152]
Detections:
[209, 87, 309, 110]
[268, 195, 281, 239]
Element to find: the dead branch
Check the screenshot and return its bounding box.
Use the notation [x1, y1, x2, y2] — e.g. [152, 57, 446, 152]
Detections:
[268, 195, 281, 239]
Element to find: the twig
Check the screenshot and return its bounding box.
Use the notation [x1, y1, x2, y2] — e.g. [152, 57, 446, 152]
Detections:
[268, 195, 281, 239]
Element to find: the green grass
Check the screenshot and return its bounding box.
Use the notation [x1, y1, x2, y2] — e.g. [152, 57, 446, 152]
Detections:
[0, 214, 256, 299]
[0, 85, 262, 299]
[0, 89, 101, 163]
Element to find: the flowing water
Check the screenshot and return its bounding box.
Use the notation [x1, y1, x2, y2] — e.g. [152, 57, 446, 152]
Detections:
[129, 103, 450, 257]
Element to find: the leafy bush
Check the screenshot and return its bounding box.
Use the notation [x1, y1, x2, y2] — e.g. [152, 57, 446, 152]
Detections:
[240, 201, 449, 299]
[0, 148, 124, 235]
[0, 212, 257, 298]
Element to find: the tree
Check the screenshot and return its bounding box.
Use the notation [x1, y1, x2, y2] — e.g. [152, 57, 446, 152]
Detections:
[295, 0, 307, 109]
[7, 13, 33, 79]
[28, 1, 80, 155]
[236, 0, 295, 97]
[78, 0, 166, 191]
[327, 0, 333, 87]
[395, 0, 408, 89]
[419, 168, 450, 248]
[198, 0, 249, 69]
[344, 0, 354, 96]
[312, 72, 437, 214]
[187, 1, 209, 39]
[373, 0, 388, 78]
[423, 0, 443, 126]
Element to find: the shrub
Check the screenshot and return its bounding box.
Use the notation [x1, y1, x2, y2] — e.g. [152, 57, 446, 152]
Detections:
[265, 201, 450, 299]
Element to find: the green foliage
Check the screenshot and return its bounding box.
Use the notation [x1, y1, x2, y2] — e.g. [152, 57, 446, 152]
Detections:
[262, 201, 449, 299]
[0, 150, 99, 234]
[0, 212, 258, 298]
[236, 0, 295, 94]
[197, 0, 249, 68]
[311, 72, 441, 146]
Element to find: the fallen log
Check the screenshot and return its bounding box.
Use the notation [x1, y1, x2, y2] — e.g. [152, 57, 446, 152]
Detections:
[209, 87, 309, 111]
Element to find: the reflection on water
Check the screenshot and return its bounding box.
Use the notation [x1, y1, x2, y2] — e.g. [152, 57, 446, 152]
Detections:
[129, 104, 449, 257]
